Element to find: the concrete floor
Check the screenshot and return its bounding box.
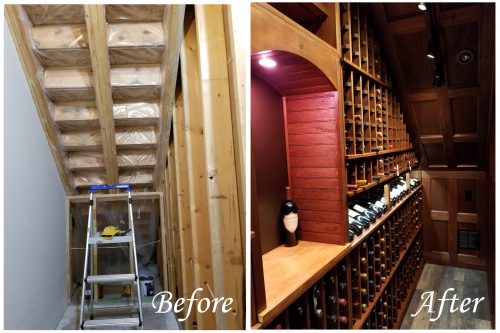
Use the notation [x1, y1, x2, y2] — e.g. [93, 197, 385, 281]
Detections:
[401, 263, 492, 329]
[56, 278, 179, 330]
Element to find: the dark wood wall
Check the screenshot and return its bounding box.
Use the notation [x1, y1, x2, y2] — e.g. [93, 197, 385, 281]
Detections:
[251, 75, 288, 254]
[420, 170, 488, 269]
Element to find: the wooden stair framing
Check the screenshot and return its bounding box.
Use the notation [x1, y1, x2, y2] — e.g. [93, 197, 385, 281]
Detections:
[6, 4, 185, 194]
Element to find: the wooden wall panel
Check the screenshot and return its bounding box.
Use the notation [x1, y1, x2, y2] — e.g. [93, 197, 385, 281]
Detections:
[422, 171, 487, 269]
[285, 91, 346, 244]
[413, 101, 441, 135]
[251, 76, 288, 254]
[450, 96, 478, 134]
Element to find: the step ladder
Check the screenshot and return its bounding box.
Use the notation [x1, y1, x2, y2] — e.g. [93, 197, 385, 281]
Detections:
[79, 184, 144, 330]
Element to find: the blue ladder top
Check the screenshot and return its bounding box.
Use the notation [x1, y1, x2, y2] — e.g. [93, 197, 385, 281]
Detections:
[89, 184, 131, 193]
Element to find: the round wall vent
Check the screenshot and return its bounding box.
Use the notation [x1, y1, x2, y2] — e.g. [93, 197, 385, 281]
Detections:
[456, 49, 474, 65]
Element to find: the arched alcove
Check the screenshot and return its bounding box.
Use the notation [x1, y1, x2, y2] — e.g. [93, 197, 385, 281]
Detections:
[251, 50, 347, 253]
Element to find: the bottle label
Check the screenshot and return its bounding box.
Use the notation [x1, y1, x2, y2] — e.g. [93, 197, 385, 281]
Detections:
[348, 210, 359, 218]
[353, 204, 367, 212]
[283, 213, 298, 233]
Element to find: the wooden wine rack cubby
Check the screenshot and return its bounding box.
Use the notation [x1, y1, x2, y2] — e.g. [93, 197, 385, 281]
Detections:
[260, 186, 424, 329]
[251, 3, 425, 329]
[340, 3, 417, 199]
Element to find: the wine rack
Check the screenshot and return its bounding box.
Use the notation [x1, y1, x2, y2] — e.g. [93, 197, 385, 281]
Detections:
[341, 3, 416, 199]
[261, 186, 424, 329]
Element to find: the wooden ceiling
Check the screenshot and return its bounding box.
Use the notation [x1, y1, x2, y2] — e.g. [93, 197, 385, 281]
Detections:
[369, 3, 494, 170]
[251, 50, 334, 96]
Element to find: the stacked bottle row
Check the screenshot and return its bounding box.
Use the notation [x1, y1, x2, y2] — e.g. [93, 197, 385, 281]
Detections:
[361, 233, 423, 329]
[348, 177, 422, 240]
[264, 257, 351, 329]
[263, 184, 423, 329]
[340, 3, 389, 84]
[346, 155, 418, 195]
[344, 69, 410, 157]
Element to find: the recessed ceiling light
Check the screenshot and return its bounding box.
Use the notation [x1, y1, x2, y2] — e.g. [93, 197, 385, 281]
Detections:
[258, 58, 277, 68]
[456, 49, 474, 65]
[418, 2, 427, 11]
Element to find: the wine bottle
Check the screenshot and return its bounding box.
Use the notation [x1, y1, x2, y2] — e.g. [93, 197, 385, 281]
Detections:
[348, 210, 370, 228]
[350, 203, 377, 223]
[281, 186, 298, 247]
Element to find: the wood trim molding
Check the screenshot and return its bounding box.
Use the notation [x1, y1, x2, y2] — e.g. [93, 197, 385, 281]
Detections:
[251, 3, 341, 91]
[430, 210, 449, 221]
[457, 212, 478, 224]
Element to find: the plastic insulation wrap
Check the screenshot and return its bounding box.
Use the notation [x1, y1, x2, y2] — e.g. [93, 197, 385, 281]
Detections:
[44, 68, 93, 88]
[23, 5, 85, 25]
[71, 196, 159, 282]
[61, 129, 102, 147]
[115, 127, 157, 145]
[31, 24, 88, 49]
[113, 103, 160, 119]
[117, 151, 156, 167]
[119, 169, 154, 184]
[67, 151, 105, 169]
[53, 105, 99, 130]
[108, 23, 164, 47]
[44, 69, 95, 101]
[105, 5, 165, 23]
[73, 172, 107, 187]
[110, 66, 162, 86]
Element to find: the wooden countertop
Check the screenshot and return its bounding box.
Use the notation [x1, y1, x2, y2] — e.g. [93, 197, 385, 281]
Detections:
[257, 240, 351, 326]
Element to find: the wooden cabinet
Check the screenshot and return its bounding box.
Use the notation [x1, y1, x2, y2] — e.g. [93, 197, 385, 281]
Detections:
[251, 3, 426, 329]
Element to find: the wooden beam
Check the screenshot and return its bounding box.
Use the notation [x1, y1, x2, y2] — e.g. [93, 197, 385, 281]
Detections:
[68, 192, 162, 203]
[180, 11, 216, 329]
[154, 5, 186, 190]
[172, 91, 195, 328]
[195, 5, 243, 329]
[5, 5, 75, 194]
[84, 5, 118, 185]
[222, 2, 247, 274]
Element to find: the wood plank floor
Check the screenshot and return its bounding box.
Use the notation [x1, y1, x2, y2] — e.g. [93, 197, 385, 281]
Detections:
[401, 263, 491, 329]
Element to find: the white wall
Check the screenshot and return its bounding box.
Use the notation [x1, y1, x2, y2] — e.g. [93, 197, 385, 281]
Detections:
[4, 22, 68, 329]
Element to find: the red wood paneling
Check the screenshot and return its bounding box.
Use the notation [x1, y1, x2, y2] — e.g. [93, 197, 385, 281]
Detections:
[285, 91, 346, 244]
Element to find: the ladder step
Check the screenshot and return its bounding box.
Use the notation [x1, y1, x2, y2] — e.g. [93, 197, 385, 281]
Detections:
[82, 317, 140, 329]
[86, 274, 136, 284]
[89, 233, 133, 245]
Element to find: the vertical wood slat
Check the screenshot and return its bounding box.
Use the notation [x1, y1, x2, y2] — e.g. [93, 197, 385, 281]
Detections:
[5, 5, 75, 194]
[195, 5, 244, 329]
[154, 5, 186, 190]
[180, 11, 217, 329]
[222, 4, 247, 267]
[448, 178, 458, 262]
[84, 5, 118, 185]
[172, 94, 195, 329]
[166, 143, 180, 300]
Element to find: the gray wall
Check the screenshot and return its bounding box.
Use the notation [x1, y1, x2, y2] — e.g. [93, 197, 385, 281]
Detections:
[4, 22, 68, 329]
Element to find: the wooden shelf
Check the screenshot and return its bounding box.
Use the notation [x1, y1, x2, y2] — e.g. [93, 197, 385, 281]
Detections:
[346, 147, 414, 160]
[342, 57, 391, 89]
[350, 185, 423, 248]
[347, 164, 419, 199]
[352, 222, 423, 329]
[256, 241, 351, 326]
